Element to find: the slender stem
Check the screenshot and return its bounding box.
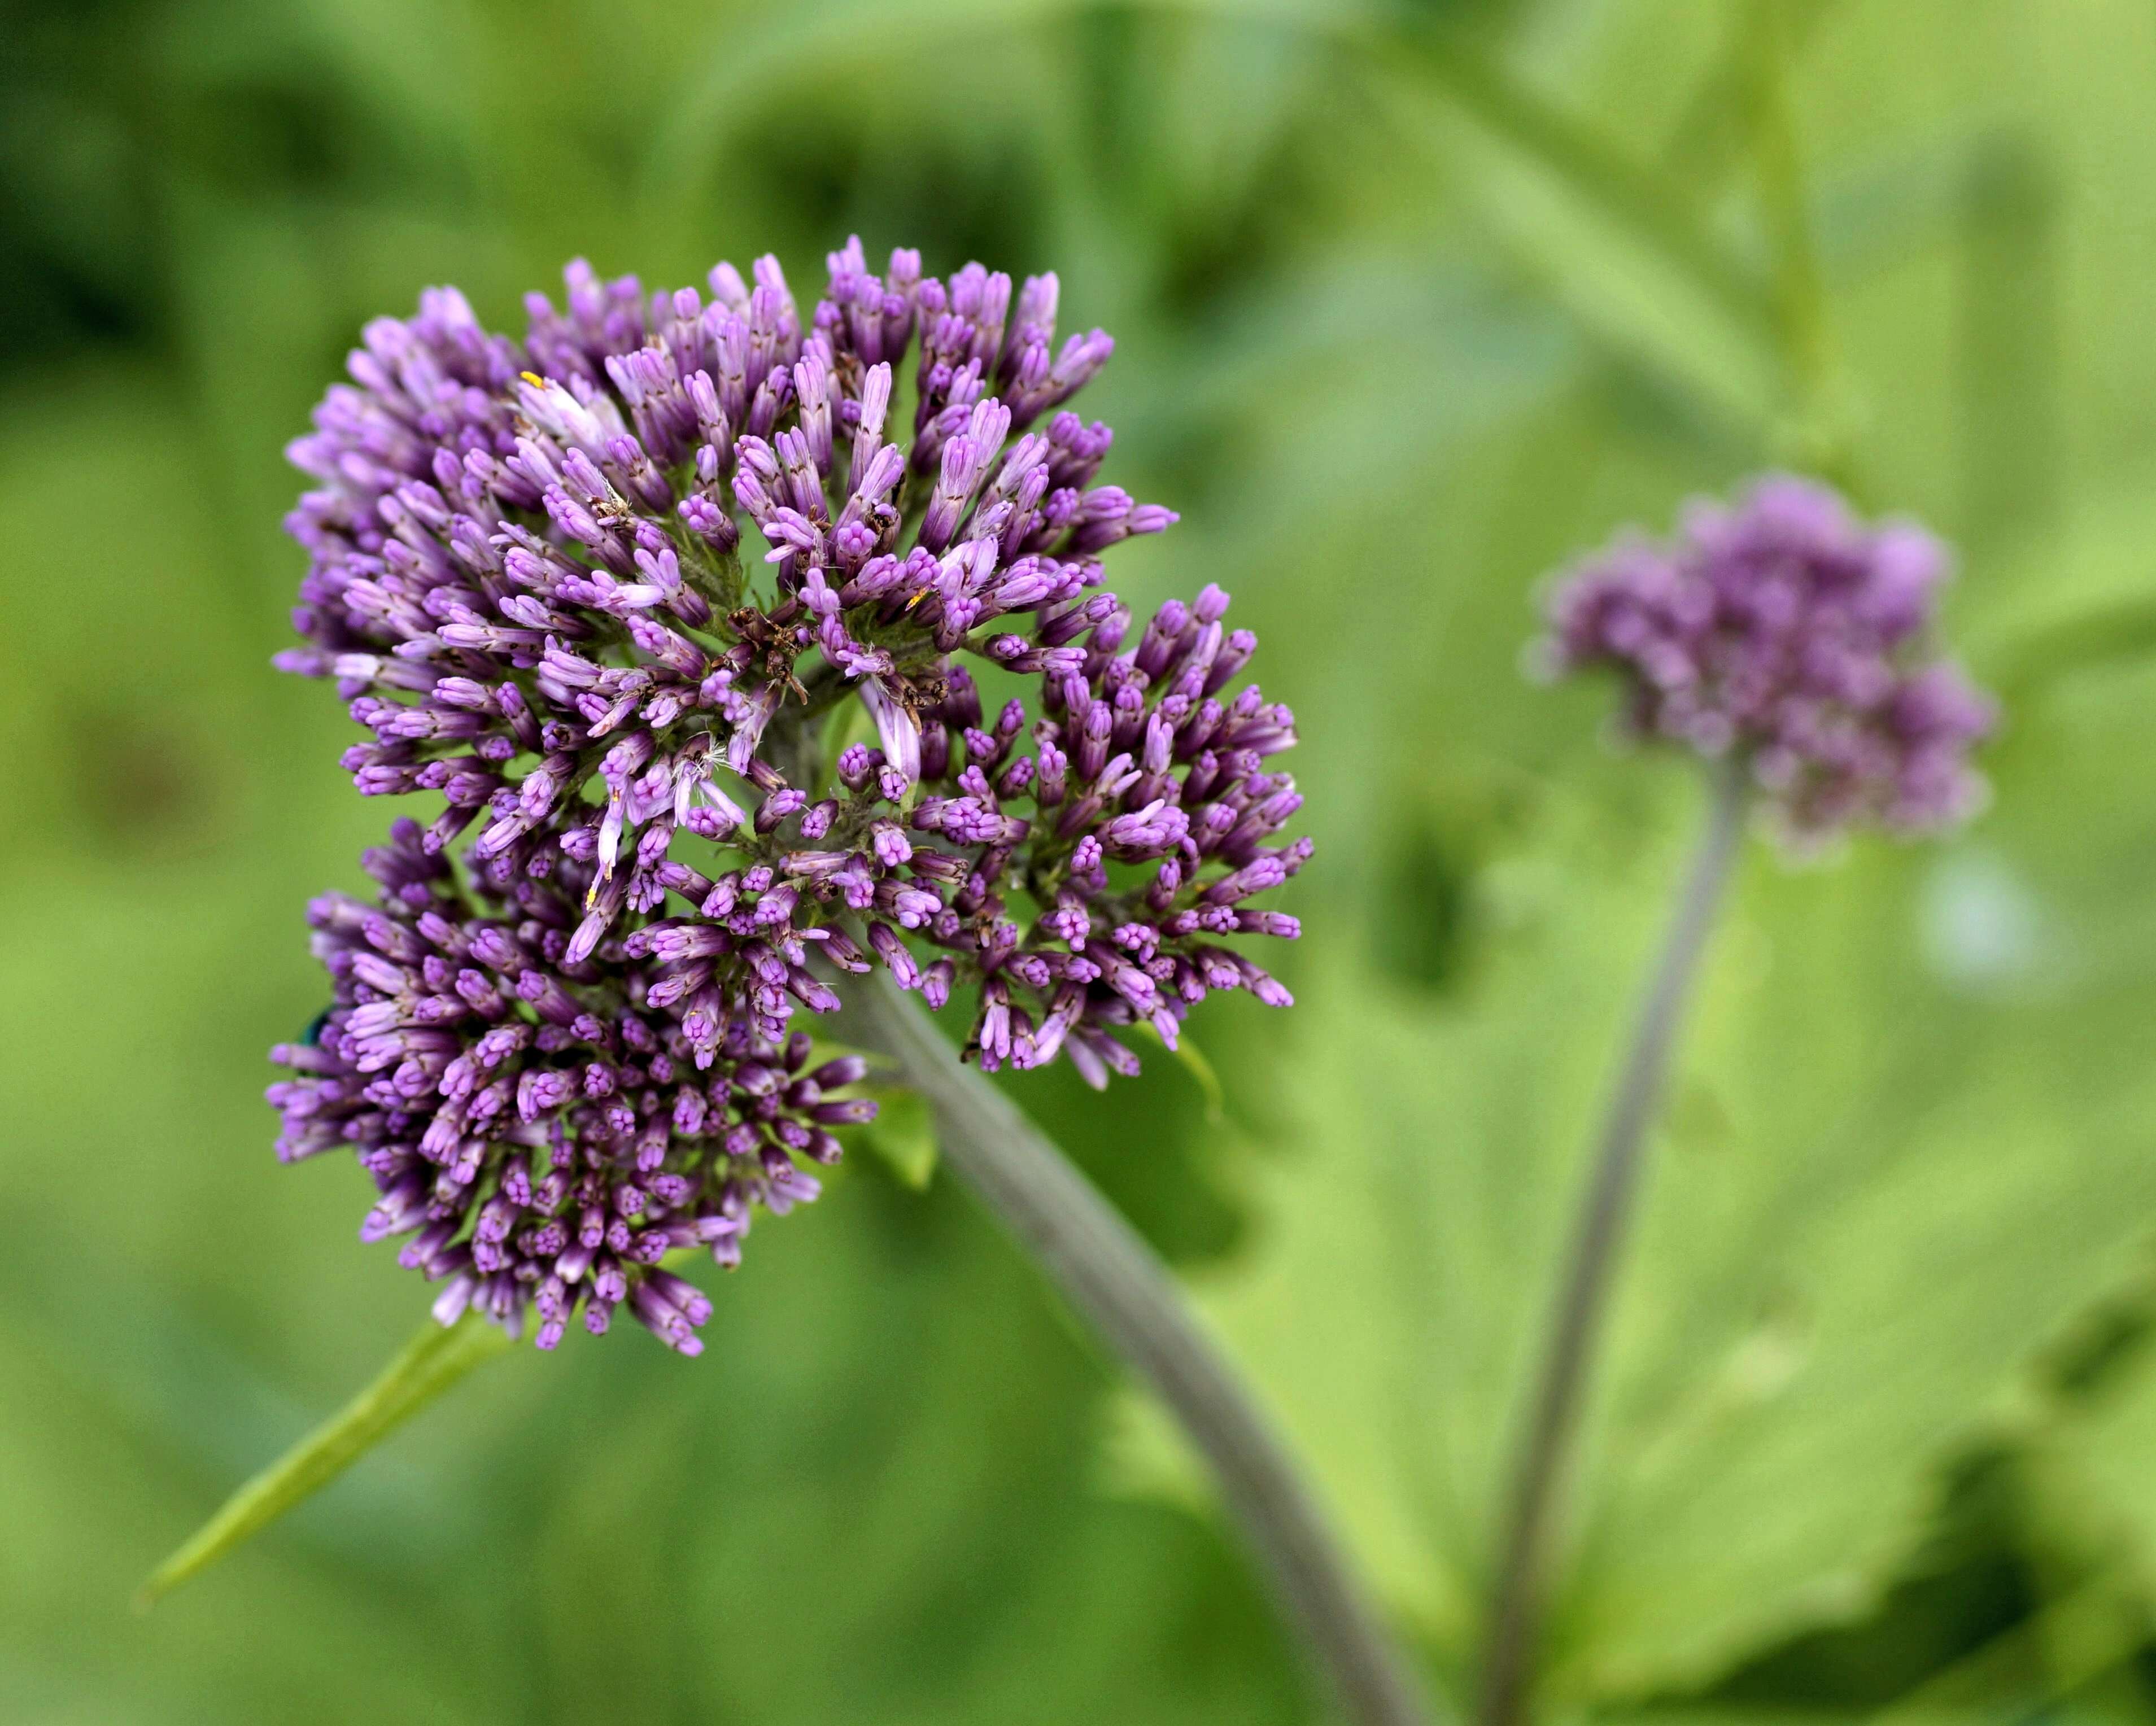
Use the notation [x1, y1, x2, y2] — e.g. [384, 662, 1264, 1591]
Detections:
[842, 971, 1440, 1726]
[1478, 759, 1749, 1726]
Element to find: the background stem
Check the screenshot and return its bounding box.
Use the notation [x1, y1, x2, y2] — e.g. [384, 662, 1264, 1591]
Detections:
[843, 971, 1440, 1726]
[1477, 759, 1750, 1726]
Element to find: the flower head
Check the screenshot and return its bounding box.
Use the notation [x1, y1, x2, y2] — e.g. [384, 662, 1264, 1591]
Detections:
[1537, 473, 1994, 837]
[268, 819, 875, 1353]
[879, 580, 1306, 1080]
[279, 242, 1163, 948]
[270, 242, 1312, 1348]
[277, 240, 1305, 1085]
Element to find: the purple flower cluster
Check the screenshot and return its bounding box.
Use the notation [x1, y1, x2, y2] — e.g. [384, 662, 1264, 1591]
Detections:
[270, 820, 873, 1353]
[871, 582, 1307, 1082]
[273, 240, 1308, 1349]
[1537, 474, 1993, 837]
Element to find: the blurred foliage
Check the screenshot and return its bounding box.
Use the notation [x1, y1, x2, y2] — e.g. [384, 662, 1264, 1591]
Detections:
[7, 0, 2156, 1720]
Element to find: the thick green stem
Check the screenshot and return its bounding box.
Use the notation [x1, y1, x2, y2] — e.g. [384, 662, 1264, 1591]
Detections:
[1477, 759, 1749, 1726]
[842, 972, 1439, 1726]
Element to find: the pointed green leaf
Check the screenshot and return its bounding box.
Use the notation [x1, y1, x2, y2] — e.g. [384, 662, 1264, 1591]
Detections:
[138, 1313, 511, 1607]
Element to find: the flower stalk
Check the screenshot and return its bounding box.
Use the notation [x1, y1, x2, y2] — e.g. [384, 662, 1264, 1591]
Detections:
[1478, 755, 1749, 1726]
[843, 968, 1439, 1726]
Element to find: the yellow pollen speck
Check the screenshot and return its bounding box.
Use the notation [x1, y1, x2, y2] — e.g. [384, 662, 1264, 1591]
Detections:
[520, 371, 545, 387]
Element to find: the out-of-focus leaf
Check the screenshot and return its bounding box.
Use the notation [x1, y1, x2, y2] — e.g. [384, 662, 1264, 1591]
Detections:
[800, 1037, 937, 1188]
[1953, 465, 2156, 705]
[1078, 0, 1784, 433]
[1124, 256, 1578, 502]
[1119, 663, 2156, 1700]
[1434, 118, 1780, 436]
[139, 1314, 512, 1606]
[859, 1084, 942, 1191]
[1858, 1578, 2148, 1724]
[1359, 28, 1783, 436]
[2028, 1276, 2156, 1621]
[653, 0, 1088, 194]
[1135, 1022, 1228, 1125]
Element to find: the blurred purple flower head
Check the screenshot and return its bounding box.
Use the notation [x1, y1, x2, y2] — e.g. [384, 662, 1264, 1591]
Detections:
[1536, 473, 1994, 838]
[270, 241, 1311, 1346]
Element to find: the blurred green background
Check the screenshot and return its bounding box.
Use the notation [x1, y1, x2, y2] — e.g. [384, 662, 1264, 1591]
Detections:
[8, 0, 2156, 1719]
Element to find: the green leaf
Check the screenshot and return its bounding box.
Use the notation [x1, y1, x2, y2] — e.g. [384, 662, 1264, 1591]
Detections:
[138, 1314, 512, 1607]
[859, 1084, 941, 1191]
[1118, 671, 2156, 1701]
[2024, 1265, 2156, 1612]
[1955, 462, 2156, 703]
[1372, 27, 1783, 438]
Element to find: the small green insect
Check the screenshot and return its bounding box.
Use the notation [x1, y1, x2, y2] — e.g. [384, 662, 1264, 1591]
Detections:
[300, 1007, 334, 1047]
